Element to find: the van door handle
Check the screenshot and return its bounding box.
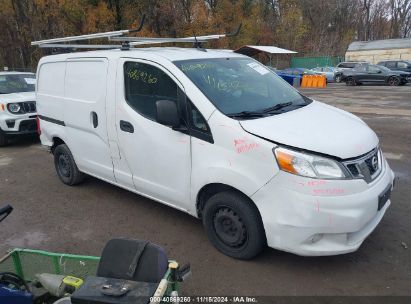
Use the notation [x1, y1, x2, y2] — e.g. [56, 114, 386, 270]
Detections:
[120, 120, 134, 133]
[91, 112, 98, 128]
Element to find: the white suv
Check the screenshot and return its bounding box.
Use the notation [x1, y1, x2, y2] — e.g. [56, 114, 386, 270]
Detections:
[36, 49, 394, 259]
[0, 72, 37, 146]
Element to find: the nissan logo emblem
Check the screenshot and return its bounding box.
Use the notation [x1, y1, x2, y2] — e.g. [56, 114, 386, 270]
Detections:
[371, 156, 378, 170]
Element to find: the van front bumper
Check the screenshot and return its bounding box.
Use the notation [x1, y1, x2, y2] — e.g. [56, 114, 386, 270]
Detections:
[252, 159, 395, 256]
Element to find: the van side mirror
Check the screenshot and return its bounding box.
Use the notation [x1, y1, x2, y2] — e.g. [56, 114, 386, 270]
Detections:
[156, 100, 180, 128]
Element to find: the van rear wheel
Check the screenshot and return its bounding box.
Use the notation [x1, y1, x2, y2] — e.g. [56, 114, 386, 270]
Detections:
[202, 191, 266, 259]
[54, 144, 84, 186]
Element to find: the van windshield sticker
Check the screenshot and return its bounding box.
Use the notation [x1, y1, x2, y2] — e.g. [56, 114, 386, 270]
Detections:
[126, 69, 158, 84]
[0, 76, 5, 82]
[24, 78, 36, 85]
[247, 62, 269, 75]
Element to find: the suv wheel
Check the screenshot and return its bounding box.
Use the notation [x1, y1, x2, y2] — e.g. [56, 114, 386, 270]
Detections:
[54, 144, 84, 186]
[202, 191, 266, 259]
[0, 132, 8, 147]
[388, 76, 400, 86]
[346, 77, 356, 86]
[334, 74, 342, 83]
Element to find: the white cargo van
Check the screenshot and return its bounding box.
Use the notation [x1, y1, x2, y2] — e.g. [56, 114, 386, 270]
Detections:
[36, 48, 394, 259]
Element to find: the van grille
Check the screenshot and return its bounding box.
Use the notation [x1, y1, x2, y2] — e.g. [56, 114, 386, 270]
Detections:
[343, 148, 381, 183]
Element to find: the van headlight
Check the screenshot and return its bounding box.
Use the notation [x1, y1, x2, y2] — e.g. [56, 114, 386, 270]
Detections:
[274, 147, 348, 179]
[8, 103, 21, 113]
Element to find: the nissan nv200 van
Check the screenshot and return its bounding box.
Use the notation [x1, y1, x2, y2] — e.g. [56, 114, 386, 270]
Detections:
[36, 48, 394, 259]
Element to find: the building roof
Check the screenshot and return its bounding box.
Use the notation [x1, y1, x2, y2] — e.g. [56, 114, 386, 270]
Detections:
[347, 38, 411, 52]
[234, 45, 297, 57]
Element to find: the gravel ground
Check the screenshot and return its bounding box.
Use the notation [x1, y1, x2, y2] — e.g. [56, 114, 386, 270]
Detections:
[0, 83, 410, 298]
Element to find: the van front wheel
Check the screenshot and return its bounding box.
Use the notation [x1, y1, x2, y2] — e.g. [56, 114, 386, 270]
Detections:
[54, 144, 84, 186]
[202, 191, 266, 259]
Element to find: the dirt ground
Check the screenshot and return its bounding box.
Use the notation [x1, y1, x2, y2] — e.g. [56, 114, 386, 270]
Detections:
[0, 83, 410, 298]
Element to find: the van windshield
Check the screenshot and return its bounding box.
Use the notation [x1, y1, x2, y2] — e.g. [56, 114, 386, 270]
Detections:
[174, 58, 310, 120]
[0, 74, 36, 94]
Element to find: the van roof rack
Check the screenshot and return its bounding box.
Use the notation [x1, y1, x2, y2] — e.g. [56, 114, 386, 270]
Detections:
[31, 15, 241, 51]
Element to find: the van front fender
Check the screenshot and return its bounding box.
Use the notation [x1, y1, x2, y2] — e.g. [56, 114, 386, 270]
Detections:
[191, 165, 273, 213]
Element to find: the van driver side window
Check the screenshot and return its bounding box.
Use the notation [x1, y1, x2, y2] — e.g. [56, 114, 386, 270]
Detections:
[124, 62, 178, 121]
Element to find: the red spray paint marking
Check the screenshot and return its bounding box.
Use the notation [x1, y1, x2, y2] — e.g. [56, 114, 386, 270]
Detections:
[315, 200, 320, 212]
[307, 180, 327, 187]
[234, 137, 259, 154]
[355, 144, 364, 151]
[234, 138, 247, 146]
[312, 188, 345, 195]
[293, 180, 305, 187]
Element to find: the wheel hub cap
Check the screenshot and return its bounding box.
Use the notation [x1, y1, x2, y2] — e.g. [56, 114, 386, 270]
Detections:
[58, 155, 71, 177]
[213, 207, 246, 247]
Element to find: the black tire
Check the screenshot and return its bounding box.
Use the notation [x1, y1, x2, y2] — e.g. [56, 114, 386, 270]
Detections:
[0, 132, 7, 147]
[388, 76, 400, 86]
[202, 191, 266, 259]
[334, 74, 342, 83]
[53, 144, 84, 186]
[346, 77, 356, 86]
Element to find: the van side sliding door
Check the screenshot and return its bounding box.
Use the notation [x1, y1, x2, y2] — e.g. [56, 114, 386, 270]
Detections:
[64, 58, 115, 182]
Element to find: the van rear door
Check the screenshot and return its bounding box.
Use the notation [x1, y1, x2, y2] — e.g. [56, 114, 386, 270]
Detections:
[64, 58, 114, 182]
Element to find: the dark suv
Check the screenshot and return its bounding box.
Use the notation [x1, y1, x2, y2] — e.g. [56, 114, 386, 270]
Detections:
[377, 60, 411, 73]
[334, 61, 368, 82]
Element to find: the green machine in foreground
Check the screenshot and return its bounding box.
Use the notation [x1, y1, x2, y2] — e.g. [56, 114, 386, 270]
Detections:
[0, 206, 191, 304]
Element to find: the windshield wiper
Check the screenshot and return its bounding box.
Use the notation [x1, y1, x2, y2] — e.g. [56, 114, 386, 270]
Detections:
[227, 102, 307, 119]
[226, 111, 267, 119]
[260, 102, 293, 113]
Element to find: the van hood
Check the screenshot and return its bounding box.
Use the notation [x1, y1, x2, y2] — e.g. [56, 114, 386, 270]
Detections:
[0, 92, 36, 103]
[240, 101, 379, 159]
